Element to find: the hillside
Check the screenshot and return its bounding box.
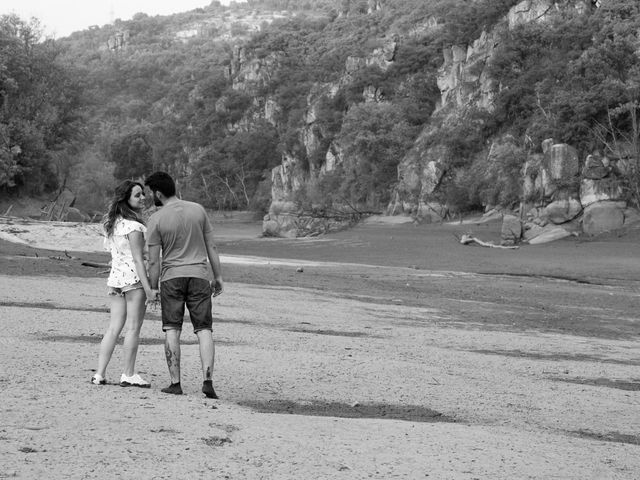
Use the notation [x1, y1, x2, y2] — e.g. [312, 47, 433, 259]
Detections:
[1, 0, 640, 239]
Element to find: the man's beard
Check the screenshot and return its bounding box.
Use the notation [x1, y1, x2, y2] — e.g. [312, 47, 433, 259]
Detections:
[153, 193, 162, 207]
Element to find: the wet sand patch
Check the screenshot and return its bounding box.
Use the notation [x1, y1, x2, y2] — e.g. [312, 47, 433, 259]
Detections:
[0, 300, 108, 313]
[470, 349, 640, 366]
[551, 377, 640, 391]
[570, 430, 640, 446]
[213, 317, 255, 325]
[286, 328, 374, 338]
[237, 399, 453, 423]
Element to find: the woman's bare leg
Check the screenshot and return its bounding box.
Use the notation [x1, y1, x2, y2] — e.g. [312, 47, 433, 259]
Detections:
[96, 294, 127, 378]
[122, 288, 146, 376]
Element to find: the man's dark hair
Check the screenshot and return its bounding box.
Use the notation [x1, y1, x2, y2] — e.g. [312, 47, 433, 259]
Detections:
[145, 171, 176, 197]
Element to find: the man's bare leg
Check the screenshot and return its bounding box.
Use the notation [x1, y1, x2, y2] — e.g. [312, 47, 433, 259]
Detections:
[197, 329, 217, 398]
[161, 329, 183, 394]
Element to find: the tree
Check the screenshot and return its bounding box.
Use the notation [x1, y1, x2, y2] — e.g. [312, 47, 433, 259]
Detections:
[111, 132, 154, 180]
[0, 14, 82, 193]
[191, 122, 280, 209]
[337, 102, 416, 207]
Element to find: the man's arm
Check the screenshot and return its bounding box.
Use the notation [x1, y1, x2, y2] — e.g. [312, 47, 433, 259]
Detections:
[147, 244, 162, 290]
[204, 229, 223, 296]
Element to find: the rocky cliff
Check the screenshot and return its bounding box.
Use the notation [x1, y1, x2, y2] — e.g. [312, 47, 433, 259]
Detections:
[388, 0, 635, 242]
[261, 33, 401, 237]
[230, 0, 634, 240]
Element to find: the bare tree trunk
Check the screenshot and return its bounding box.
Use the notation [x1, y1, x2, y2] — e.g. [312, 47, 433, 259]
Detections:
[235, 166, 250, 208]
[200, 174, 213, 204]
[215, 175, 238, 208]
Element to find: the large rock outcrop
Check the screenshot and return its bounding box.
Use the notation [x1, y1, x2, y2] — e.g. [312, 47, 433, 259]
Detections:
[387, 125, 447, 222]
[388, 0, 631, 240]
[521, 139, 631, 240]
[436, 30, 498, 112]
[261, 36, 398, 236]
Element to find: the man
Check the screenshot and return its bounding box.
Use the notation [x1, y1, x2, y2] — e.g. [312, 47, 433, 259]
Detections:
[145, 171, 224, 398]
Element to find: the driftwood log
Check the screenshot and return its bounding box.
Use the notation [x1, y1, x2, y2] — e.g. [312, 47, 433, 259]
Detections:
[459, 234, 519, 250]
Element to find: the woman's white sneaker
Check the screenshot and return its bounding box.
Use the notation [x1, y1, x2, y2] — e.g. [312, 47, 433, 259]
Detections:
[120, 373, 150, 388]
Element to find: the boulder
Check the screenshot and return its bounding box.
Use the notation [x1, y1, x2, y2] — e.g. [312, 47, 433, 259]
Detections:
[580, 178, 623, 207]
[262, 217, 280, 237]
[582, 201, 626, 236]
[582, 154, 610, 180]
[546, 143, 580, 182]
[540, 168, 556, 200]
[500, 214, 522, 245]
[542, 198, 582, 224]
[523, 222, 544, 242]
[541, 138, 554, 154]
[623, 208, 640, 227]
[527, 225, 573, 244]
[262, 212, 298, 238]
[416, 202, 447, 223]
[522, 153, 544, 201]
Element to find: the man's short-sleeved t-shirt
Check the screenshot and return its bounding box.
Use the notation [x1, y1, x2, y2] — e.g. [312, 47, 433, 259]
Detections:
[146, 200, 214, 283]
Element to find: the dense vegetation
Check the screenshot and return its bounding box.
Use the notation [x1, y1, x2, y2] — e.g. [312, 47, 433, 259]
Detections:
[1, 0, 639, 217]
[0, 15, 82, 194]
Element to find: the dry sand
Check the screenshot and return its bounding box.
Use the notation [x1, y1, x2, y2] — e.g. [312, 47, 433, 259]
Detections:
[1, 215, 639, 479]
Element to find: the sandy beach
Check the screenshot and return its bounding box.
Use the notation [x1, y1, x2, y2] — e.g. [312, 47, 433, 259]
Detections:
[1, 215, 639, 479]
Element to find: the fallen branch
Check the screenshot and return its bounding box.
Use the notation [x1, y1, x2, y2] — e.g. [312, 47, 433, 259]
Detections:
[459, 234, 519, 249]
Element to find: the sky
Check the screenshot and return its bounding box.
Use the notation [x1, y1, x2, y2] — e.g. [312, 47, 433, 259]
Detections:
[2, 0, 245, 38]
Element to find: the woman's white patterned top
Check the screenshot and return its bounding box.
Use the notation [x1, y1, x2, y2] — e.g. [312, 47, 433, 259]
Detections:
[104, 217, 146, 288]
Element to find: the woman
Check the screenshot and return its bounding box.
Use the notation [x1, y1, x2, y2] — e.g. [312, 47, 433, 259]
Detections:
[91, 180, 157, 387]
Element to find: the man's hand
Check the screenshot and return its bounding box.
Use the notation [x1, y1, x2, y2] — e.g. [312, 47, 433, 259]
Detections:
[145, 288, 160, 309]
[211, 279, 224, 297]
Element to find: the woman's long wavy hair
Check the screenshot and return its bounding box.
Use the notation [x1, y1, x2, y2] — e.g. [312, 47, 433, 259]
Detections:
[103, 180, 145, 237]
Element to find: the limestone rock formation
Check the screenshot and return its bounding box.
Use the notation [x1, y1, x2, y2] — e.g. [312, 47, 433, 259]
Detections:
[582, 201, 626, 236]
[436, 30, 498, 111]
[229, 46, 281, 95]
[106, 31, 129, 51]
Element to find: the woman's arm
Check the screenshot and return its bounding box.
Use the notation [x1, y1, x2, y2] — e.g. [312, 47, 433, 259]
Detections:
[128, 231, 156, 299]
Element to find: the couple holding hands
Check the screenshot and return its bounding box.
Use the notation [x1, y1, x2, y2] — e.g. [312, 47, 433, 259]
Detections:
[91, 171, 223, 399]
